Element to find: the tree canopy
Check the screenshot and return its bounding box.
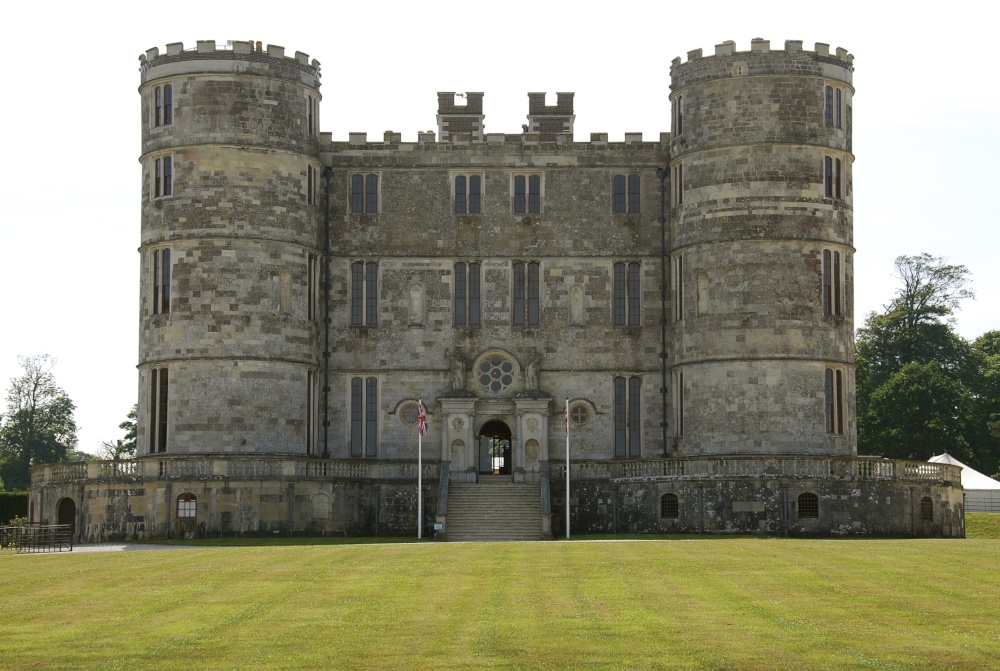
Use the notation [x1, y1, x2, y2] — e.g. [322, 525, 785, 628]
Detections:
[99, 404, 137, 460]
[856, 255, 998, 476]
[0, 355, 79, 490]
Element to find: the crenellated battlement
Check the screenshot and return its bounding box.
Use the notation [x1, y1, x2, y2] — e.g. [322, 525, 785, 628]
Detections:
[670, 38, 853, 89]
[320, 130, 668, 154]
[138, 40, 321, 81]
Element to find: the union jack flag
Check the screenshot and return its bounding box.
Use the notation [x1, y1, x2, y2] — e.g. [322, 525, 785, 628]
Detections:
[417, 399, 428, 436]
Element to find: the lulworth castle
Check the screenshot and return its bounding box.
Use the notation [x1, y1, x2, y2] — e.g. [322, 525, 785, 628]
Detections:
[28, 38, 965, 540]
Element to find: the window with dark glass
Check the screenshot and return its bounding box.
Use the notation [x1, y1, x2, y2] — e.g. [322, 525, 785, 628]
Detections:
[825, 85, 834, 126]
[454, 262, 481, 326]
[306, 370, 315, 455]
[613, 376, 641, 458]
[152, 248, 170, 315]
[350, 376, 378, 458]
[513, 174, 541, 214]
[672, 255, 683, 321]
[351, 262, 377, 326]
[350, 174, 379, 213]
[822, 250, 842, 317]
[825, 368, 844, 435]
[674, 163, 683, 206]
[149, 367, 168, 454]
[661, 493, 679, 518]
[154, 157, 173, 198]
[308, 253, 318, 321]
[154, 84, 173, 127]
[675, 370, 684, 437]
[513, 262, 540, 326]
[612, 174, 641, 214]
[613, 262, 641, 326]
[798, 492, 819, 518]
[455, 175, 482, 214]
[307, 165, 316, 205]
[835, 88, 842, 129]
[307, 95, 315, 135]
[920, 497, 934, 522]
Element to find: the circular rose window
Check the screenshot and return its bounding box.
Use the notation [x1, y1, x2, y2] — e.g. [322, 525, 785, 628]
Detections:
[479, 356, 515, 393]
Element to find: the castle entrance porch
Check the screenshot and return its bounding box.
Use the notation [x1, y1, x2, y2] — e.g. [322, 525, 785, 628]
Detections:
[478, 420, 512, 475]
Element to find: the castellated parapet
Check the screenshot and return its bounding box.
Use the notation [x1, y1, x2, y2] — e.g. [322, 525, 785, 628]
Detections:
[138, 40, 323, 457]
[669, 40, 855, 457]
[25, 39, 964, 543]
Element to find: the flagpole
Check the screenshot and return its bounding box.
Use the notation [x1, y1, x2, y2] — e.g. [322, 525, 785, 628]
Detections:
[417, 398, 423, 540]
[565, 398, 570, 539]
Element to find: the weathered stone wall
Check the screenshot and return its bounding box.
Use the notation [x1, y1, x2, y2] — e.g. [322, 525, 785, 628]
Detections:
[324, 137, 668, 462]
[137, 42, 322, 457]
[669, 41, 855, 456]
[554, 476, 964, 538]
[32, 475, 436, 542]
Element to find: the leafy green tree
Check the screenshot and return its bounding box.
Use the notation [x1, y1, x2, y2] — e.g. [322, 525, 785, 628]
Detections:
[856, 255, 974, 461]
[0, 355, 79, 489]
[964, 331, 1000, 475]
[862, 361, 972, 462]
[99, 404, 138, 460]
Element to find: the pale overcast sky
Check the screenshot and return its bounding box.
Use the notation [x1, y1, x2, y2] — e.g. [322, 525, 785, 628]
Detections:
[0, 0, 995, 455]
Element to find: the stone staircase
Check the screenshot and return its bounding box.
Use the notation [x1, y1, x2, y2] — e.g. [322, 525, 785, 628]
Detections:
[445, 477, 546, 542]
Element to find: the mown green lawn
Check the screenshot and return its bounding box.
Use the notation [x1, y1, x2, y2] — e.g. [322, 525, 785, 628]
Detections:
[2, 531, 998, 670]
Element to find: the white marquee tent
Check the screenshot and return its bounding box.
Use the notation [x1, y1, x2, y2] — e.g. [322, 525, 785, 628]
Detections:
[929, 453, 1000, 513]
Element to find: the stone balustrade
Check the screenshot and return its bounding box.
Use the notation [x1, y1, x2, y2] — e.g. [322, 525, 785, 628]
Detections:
[30, 455, 959, 487]
[31, 456, 440, 485]
[551, 456, 961, 484]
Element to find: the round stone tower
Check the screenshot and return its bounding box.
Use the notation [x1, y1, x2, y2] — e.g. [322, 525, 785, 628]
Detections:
[137, 40, 323, 456]
[669, 39, 855, 456]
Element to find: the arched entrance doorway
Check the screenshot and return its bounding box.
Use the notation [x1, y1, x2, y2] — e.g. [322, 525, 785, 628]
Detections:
[57, 498, 76, 537]
[478, 420, 512, 476]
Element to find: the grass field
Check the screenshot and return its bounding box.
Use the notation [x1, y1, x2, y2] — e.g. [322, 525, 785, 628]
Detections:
[2, 525, 999, 670]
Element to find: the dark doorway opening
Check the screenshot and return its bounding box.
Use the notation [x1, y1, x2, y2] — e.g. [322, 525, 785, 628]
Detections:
[57, 498, 76, 538]
[478, 420, 512, 475]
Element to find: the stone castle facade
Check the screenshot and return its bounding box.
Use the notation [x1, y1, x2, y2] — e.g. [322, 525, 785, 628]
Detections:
[29, 38, 965, 540]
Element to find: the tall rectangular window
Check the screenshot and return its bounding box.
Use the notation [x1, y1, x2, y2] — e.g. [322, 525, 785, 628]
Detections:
[512, 262, 540, 326]
[835, 88, 842, 129]
[822, 249, 842, 317]
[152, 248, 170, 315]
[307, 253, 319, 321]
[149, 367, 168, 454]
[351, 262, 377, 326]
[675, 370, 684, 437]
[612, 262, 641, 326]
[674, 163, 683, 206]
[454, 262, 481, 326]
[675, 95, 683, 135]
[672, 255, 684, 321]
[614, 376, 641, 458]
[834, 158, 842, 199]
[824, 156, 834, 198]
[350, 376, 378, 457]
[154, 156, 173, 199]
[350, 173, 379, 213]
[825, 85, 834, 126]
[513, 174, 541, 214]
[307, 95, 315, 135]
[307, 165, 317, 205]
[455, 175, 482, 214]
[825, 368, 844, 434]
[154, 85, 173, 127]
[612, 175, 641, 214]
[306, 370, 315, 455]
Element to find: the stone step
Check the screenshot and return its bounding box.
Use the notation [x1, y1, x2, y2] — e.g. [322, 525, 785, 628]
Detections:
[445, 481, 546, 542]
